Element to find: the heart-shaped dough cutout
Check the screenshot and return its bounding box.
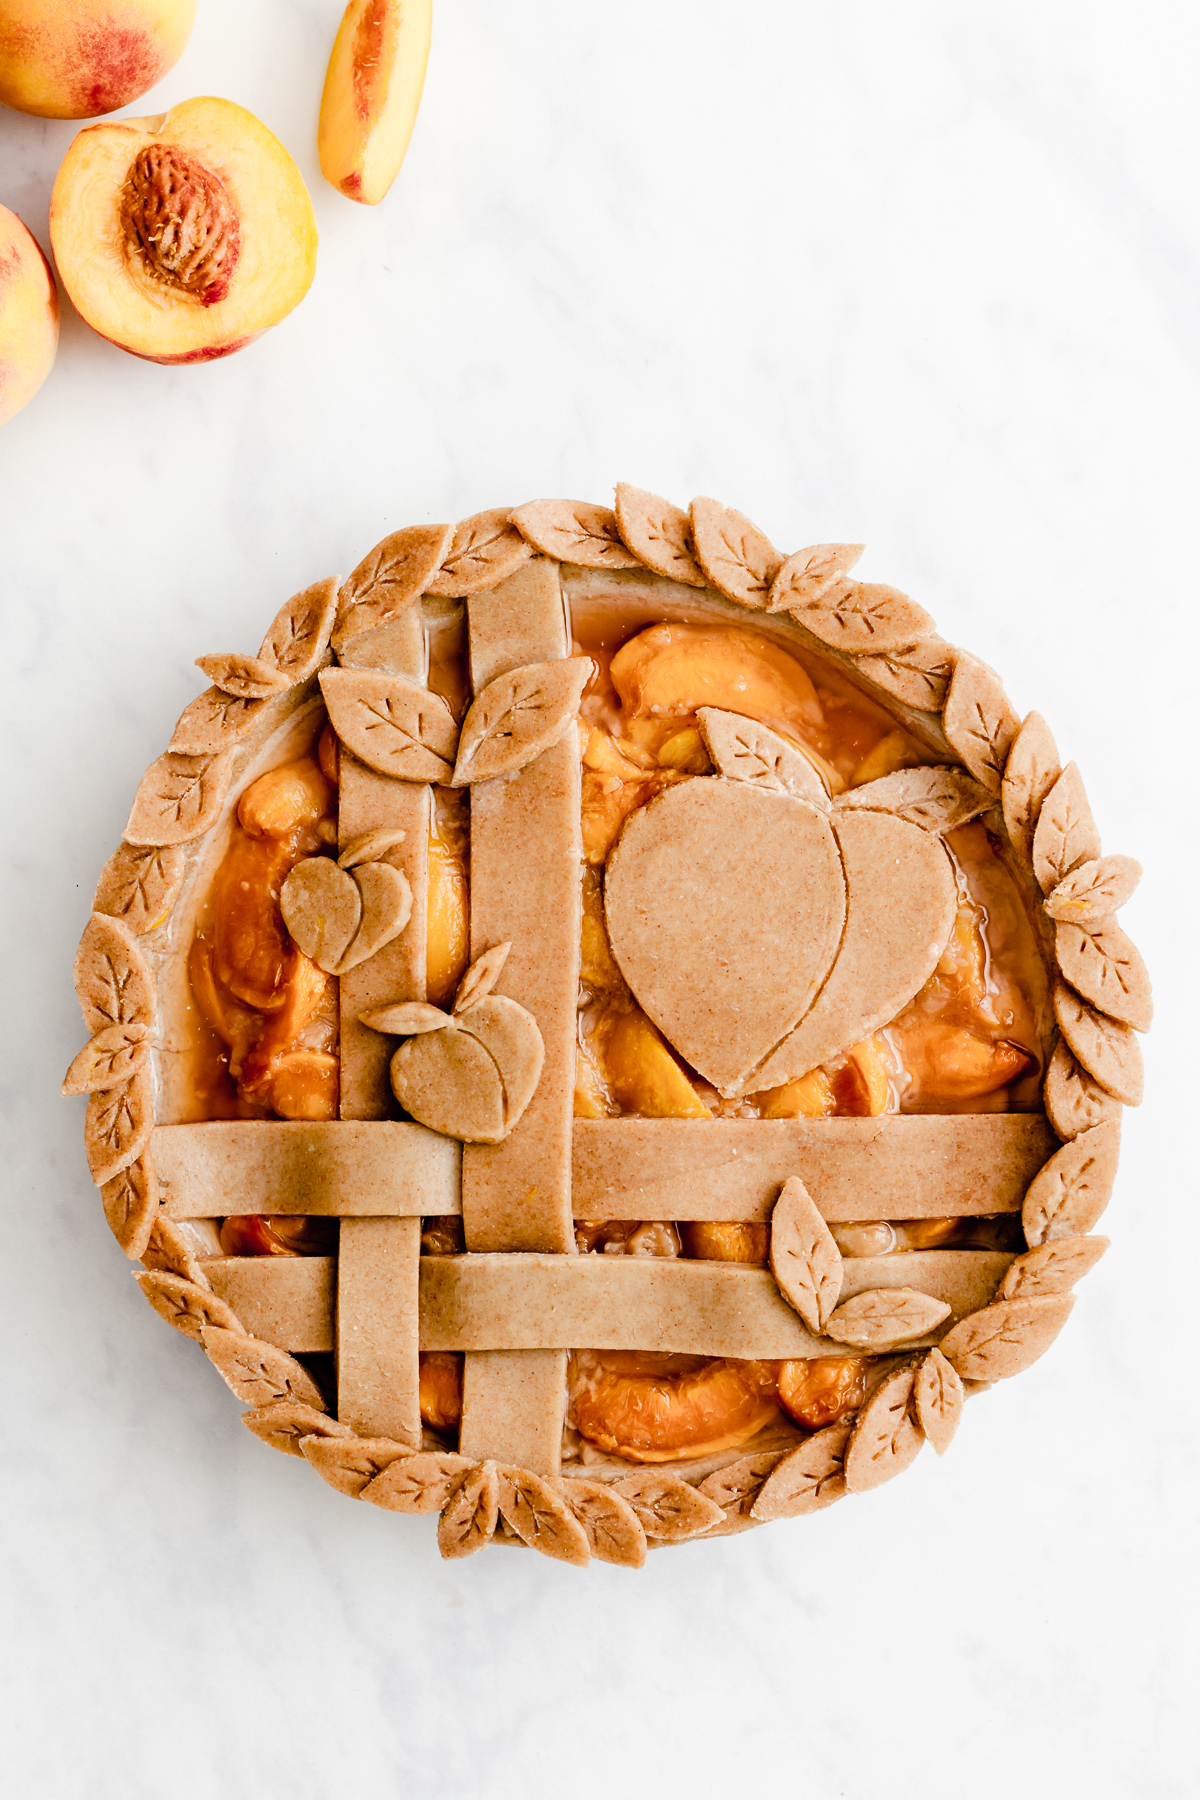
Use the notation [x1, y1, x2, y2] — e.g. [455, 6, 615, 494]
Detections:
[280, 857, 361, 972]
[604, 781, 846, 1095]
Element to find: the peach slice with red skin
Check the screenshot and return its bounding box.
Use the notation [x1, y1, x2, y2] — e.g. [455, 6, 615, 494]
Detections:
[0, 0, 195, 119]
[0, 203, 58, 424]
[318, 0, 432, 205]
[49, 96, 317, 363]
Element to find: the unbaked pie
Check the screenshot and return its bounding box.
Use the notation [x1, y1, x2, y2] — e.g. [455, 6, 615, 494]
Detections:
[65, 489, 1151, 1564]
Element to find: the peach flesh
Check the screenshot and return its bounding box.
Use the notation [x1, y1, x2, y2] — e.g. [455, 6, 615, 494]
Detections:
[0, 0, 196, 119]
[318, 0, 431, 205]
[49, 96, 317, 364]
[0, 204, 58, 425]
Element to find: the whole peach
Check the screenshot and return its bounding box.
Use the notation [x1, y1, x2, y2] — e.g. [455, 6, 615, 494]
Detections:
[0, 204, 58, 425]
[0, 0, 196, 119]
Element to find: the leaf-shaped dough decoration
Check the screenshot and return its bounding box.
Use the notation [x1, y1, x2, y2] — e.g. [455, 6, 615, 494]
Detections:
[100, 1152, 159, 1259]
[425, 508, 533, 597]
[938, 1295, 1075, 1383]
[200, 1325, 326, 1410]
[1043, 1038, 1123, 1140]
[142, 1216, 212, 1288]
[1055, 920, 1152, 1032]
[136, 1271, 242, 1343]
[1054, 981, 1144, 1106]
[1022, 1118, 1121, 1246]
[93, 842, 185, 936]
[452, 658, 592, 786]
[194, 652, 292, 700]
[280, 857, 362, 973]
[319, 667, 458, 782]
[360, 1001, 449, 1036]
[997, 1235, 1109, 1303]
[853, 638, 956, 711]
[942, 654, 1020, 795]
[775, 574, 934, 655]
[696, 1450, 788, 1523]
[337, 863, 412, 973]
[338, 827, 407, 870]
[168, 686, 263, 755]
[258, 575, 339, 683]
[361, 1452, 474, 1513]
[1032, 763, 1101, 895]
[243, 1401, 352, 1458]
[497, 1468, 591, 1565]
[609, 1471, 725, 1541]
[563, 1479, 647, 1567]
[767, 542, 865, 614]
[454, 941, 512, 1014]
[125, 749, 233, 846]
[85, 1068, 154, 1186]
[769, 1175, 843, 1333]
[510, 498, 640, 570]
[696, 708, 831, 807]
[689, 496, 782, 609]
[63, 1021, 152, 1094]
[844, 1365, 923, 1492]
[912, 1349, 964, 1455]
[390, 1025, 507, 1143]
[456, 995, 545, 1133]
[1045, 854, 1142, 927]
[613, 483, 708, 587]
[437, 1462, 500, 1559]
[300, 1434, 412, 1498]
[751, 1423, 853, 1520]
[837, 765, 992, 833]
[332, 523, 453, 650]
[824, 1287, 952, 1350]
[1000, 711, 1062, 865]
[74, 913, 156, 1033]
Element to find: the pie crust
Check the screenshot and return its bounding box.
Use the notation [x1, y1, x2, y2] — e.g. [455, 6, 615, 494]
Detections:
[65, 489, 1151, 1566]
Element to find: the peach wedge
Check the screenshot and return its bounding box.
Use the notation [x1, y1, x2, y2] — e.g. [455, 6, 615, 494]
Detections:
[318, 0, 431, 205]
[49, 96, 317, 364]
[0, 0, 195, 119]
[0, 204, 58, 425]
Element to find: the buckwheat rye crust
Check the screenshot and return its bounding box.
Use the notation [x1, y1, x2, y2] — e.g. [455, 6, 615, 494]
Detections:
[64, 488, 1149, 1566]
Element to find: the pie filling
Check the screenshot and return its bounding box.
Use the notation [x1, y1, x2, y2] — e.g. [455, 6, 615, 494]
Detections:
[181, 596, 1051, 1467]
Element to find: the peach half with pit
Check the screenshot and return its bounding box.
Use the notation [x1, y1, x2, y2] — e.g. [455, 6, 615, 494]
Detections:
[0, 0, 195, 119]
[318, 0, 431, 205]
[49, 95, 317, 363]
[0, 203, 58, 425]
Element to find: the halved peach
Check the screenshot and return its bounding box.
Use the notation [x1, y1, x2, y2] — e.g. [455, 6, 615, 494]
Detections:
[0, 203, 58, 423]
[49, 96, 317, 363]
[318, 0, 431, 204]
[0, 0, 195, 119]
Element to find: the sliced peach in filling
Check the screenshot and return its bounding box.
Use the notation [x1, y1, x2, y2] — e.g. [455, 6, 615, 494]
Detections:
[570, 1351, 780, 1463]
[49, 96, 317, 363]
[777, 1357, 869, 1430]
[609, 621, 826, 745]
[318, 0, 432, 205]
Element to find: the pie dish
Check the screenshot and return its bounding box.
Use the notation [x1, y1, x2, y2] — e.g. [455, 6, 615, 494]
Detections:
[64, 488, 1151, 1565]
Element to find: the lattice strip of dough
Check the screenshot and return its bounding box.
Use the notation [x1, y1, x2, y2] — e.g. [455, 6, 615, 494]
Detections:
[459, 557, 580, 1473]
[335, 606, 427, 1444]
[200, 1248, 1014, 1361]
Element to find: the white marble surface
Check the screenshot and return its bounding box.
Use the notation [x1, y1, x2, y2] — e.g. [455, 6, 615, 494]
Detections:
[2, 1, 1197, 1793]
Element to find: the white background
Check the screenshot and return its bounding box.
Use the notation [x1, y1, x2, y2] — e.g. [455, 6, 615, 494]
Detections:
[2, 2, 1197, 1795]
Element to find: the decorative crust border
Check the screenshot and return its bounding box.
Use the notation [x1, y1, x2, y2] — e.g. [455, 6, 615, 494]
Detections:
[65, 489, 1150, 1567]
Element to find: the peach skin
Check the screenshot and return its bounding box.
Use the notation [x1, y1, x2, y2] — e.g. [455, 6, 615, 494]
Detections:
[0, 0, 195, 119]
[49, 96, 318, 363]
[0, 204, 58, 425]
[318, 0, 432, 204]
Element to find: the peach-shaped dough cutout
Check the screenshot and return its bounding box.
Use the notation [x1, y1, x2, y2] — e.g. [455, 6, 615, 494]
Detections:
[603, 780, 847, 1096]
[749, 809, 956, 1091]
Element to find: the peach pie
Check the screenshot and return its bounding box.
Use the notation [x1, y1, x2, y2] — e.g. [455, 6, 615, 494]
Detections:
[65, 489, 1151, 1565]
